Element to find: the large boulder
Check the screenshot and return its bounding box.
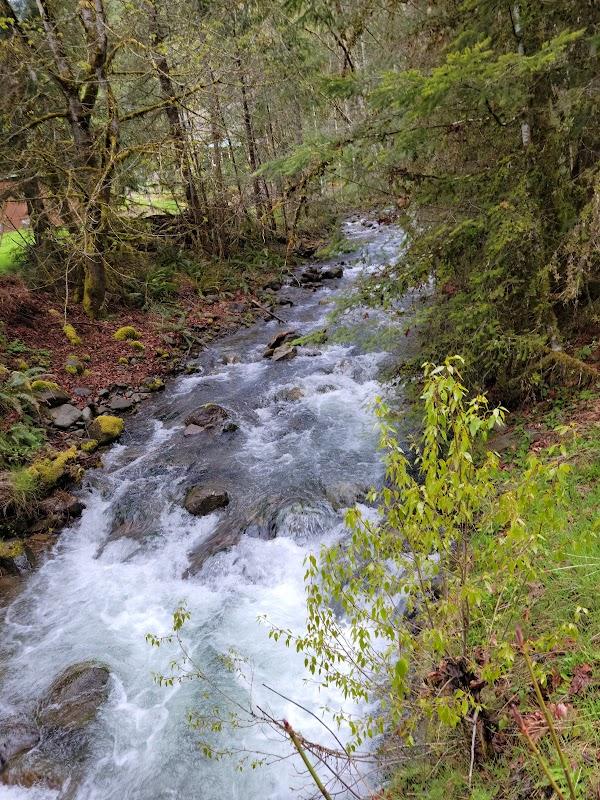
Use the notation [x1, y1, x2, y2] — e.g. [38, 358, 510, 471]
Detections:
[88, 415, 124, 445]
[184, 484, 230, 516]
[183, 403, 231, 433]
[48, 404, 83, 429]
[36, 662, 111, 732]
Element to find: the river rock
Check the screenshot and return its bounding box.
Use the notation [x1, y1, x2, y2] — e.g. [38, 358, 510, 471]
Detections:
[323, 481, 370, 510]
[275, 387, 305, 402]
[37, 387, 70, 407]
[0, 718, 40, 771]
[266, 329, 297, 351]
[271, 344, 297, 362]
[48, 403, 83, 429]
[109, 396, 134, 412]
[0, 540, 34, 576]
[36, 662, 111, 731]
[184, 484, 230, 516]
[184, 403, 231, 432]
[321, 265, 344, 280]
[33, 491, 85, 532]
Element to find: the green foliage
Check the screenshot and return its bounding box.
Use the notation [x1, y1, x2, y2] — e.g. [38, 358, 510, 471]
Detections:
[0, 367, 47, 417]
[268, 358, 569, 748]
[0, 422, 45, 469]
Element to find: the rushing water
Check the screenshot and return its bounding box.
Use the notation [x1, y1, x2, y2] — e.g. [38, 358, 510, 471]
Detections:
[0, 220, 414, 800]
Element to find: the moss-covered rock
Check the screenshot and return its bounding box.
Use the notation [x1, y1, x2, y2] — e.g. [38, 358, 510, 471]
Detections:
[88, 415, 124, 445]
[117, 356, 129, 366]
[0, 539, 33, 575]
[142, 377, 165, 392]
[80, 439, 98, 453]
[113, 326, 140, 341]
[63, 324, 82, 346]
[128, 340, 145, 352]
[27, 446, 78, 488]
[65, 355, 84, 376]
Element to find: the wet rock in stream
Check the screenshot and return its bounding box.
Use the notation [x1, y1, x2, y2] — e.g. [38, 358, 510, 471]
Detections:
[0, 662, 111, 792]
[185, 494, 337, 576]
[184, 403, 232, 433]
[184, 484, 230, 516]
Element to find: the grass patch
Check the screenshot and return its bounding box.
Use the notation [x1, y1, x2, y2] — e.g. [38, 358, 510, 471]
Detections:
[126, 193, 185, 215]
[0, 229, 34, 274]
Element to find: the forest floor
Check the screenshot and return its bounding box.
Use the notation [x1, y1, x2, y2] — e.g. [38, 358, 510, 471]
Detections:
[390, 385, 600, 800]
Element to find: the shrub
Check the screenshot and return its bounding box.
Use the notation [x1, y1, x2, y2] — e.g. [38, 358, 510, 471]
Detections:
[269, 357, 569, 749]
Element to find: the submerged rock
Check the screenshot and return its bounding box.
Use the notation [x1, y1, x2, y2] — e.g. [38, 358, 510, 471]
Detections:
[36, 662, 110, 731]
[0, 718, 39, 771]
[274, 386, 305, 403]
[323, 481, 370, 510]
[184, 484, 230, 516]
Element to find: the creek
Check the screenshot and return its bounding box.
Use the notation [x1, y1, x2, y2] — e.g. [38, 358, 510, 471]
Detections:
[0, 219, 414, 800]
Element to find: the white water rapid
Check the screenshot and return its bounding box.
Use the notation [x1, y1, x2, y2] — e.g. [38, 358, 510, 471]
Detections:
[0, 220, 413, 800]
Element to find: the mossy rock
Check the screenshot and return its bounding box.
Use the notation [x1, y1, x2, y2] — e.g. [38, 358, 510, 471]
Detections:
[0, 538, 33, 575]
[63, 324, 82, 346]
[88, 415, 124, 445]
[0, 539, 25, 560]
[113, 326, 140, 341]
[65, 356, 84, 376]
[142, 377, 165, 392]
[31, 379, 61, 393]
[27, 447, 78, 488]
[128, 340, 145, 352]
[80, 439, 98, 453]
[117, 357, 129, 365]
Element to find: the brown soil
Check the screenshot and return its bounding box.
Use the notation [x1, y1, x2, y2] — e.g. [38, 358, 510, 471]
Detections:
[1, 276, 267, 407]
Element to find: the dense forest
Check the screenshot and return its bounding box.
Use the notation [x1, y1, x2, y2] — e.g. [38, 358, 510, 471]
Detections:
[0, 0, 599, 798]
